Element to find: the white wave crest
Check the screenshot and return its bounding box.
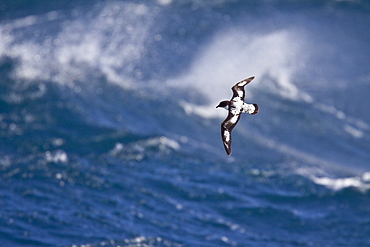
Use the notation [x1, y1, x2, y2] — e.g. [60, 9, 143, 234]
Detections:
[295, 166, 370, 192]
[109, 136, 181, 161]
[311, 173, 370, 192]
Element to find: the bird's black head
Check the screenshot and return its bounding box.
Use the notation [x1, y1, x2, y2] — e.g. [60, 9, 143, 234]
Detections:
[216, 100, 230, 109]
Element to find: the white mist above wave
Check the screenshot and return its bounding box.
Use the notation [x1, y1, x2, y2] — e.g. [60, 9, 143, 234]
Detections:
[168, 28, 312, 119]
[0, 2, 154, 88]
[173, 29, 309, 99]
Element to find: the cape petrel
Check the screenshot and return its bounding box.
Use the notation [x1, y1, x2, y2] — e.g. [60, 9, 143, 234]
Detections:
[216, 76, 259, 156]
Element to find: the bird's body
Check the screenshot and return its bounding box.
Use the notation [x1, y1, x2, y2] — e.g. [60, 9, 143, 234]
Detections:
[216, 76, 259, 156]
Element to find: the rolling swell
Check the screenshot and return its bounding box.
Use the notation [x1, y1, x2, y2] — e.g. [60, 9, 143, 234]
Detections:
[1, 0, 370, 246]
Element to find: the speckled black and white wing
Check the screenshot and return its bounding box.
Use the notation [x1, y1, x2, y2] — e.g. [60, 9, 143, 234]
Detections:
[231, 76, 255, 101]
[219, 76, 257, 156]
[221, 111, 241, 156]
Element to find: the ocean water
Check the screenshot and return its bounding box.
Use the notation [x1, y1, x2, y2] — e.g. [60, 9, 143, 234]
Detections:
[1, 0, 370, 246]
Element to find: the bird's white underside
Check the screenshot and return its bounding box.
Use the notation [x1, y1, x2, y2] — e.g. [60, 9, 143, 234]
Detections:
[229, 98, 255, 115]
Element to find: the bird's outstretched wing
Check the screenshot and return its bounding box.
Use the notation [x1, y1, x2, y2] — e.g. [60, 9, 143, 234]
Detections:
[231, 76, 255, 101]
[221, 112, 241, 156]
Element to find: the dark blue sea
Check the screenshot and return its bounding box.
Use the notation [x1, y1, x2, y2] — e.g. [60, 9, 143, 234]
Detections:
[1, 0, 370, 246]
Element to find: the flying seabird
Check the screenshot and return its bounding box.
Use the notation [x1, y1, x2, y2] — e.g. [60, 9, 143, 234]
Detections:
[216, 76, 259, 156]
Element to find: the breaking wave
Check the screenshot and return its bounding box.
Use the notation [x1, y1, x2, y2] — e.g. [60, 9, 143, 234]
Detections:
[1, 0, 370, 246]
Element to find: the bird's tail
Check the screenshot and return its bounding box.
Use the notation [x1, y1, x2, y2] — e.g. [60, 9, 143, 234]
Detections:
[251, 103, 259, 115]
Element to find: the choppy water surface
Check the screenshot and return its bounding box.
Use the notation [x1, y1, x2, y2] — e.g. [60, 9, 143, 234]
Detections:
[1, 1, 370, 246]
